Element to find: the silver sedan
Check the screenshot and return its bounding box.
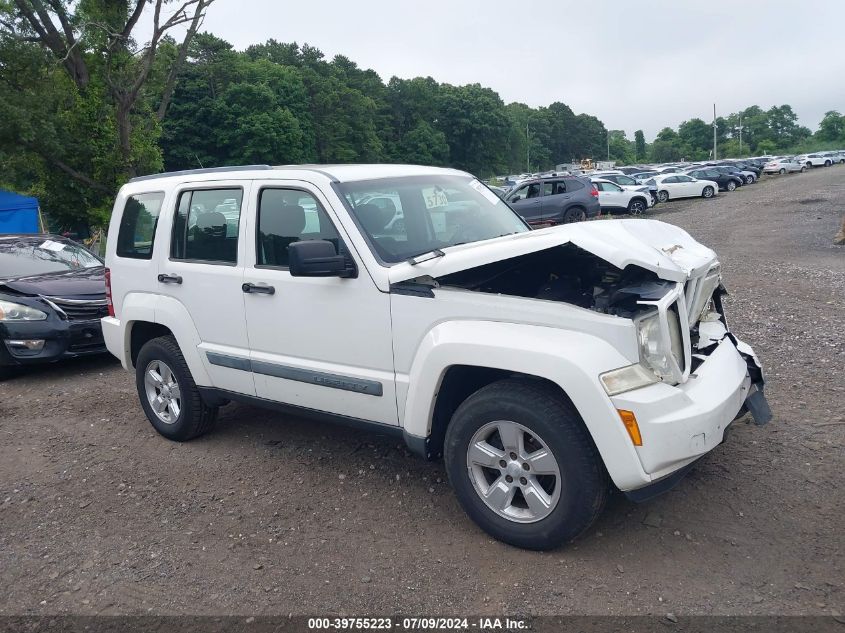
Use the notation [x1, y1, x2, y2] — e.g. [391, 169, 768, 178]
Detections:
[763, 158, 806, 175]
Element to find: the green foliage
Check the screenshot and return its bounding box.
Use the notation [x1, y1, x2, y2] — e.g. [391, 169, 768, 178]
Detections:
[816, 111, 845, 143]
[3, 2, 843, 231]
[634, 130, 646, 161]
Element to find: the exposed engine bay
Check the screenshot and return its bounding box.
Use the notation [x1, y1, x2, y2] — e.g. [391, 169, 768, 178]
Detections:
[435, 243, 675, 319]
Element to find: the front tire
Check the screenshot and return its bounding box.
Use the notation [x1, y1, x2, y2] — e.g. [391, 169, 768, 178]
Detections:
[657, 190, 669, 203]
[444, 378, 608, 550]
[726, 180, 737, 191]
[136, 335, 218, 441]
[745, 175, 754, 184]
[701, 186, 715, 199]
[627, 198, 647, 215]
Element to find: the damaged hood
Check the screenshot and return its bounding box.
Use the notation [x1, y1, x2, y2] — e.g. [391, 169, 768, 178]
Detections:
[388, 219, 717, 284]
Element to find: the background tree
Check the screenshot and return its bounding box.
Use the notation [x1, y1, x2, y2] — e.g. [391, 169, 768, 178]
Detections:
[816, 110, 845, 142]
[0, 0, 214, 226]
[634, 130, 646, 161]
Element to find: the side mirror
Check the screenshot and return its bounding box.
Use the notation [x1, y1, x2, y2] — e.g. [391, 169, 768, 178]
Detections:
[510, 195, 521, 202]
[288, 240, 353, 278]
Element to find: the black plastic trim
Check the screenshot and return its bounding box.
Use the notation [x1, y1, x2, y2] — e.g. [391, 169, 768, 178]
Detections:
[128, 165, 272, 183]
[390, 281, 435, 298]
[205, 351, 383, 397]
[623, 457, 702, 503]
[198, 387, 401, 437]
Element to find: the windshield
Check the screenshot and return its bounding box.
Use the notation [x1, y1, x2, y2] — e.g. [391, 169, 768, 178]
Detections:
[336, 175, 529, 264]
[0, 238, 101, 279]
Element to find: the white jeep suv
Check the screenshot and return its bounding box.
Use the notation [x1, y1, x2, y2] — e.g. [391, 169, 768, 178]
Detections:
[103, 164, 770, 550]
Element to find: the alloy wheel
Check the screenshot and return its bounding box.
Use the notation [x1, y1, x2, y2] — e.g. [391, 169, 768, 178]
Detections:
[466, 420, 562, 523]
[144, 360, 182, 424]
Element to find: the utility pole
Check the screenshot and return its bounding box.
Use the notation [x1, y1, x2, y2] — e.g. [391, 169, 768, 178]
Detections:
[712, 104, 718, 161]
[607, 129, 611, 161]
[737, 113, 743, 154]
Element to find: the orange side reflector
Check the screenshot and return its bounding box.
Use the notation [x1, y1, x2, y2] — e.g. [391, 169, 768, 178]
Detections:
[617, 409, 643, 446]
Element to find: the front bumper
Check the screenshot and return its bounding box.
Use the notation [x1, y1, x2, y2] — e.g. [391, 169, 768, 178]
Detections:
[610, 335, 765, 487]
[0, 318, 106, 367]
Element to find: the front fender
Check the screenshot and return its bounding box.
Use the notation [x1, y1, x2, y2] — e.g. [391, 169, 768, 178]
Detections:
[400, 320, 649, 490]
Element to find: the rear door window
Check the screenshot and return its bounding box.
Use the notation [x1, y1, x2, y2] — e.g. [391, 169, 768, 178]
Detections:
[171, 188, 243, 264]
[116, 192, 164, 259]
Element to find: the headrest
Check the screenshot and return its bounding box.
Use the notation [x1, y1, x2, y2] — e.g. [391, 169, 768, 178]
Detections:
[196, 211, 226, 232]
[261, 204, 306, 237]
[356, 203, 390, 234]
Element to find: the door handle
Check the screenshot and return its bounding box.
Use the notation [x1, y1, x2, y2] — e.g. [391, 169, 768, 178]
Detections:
[242, 282, 275, 295]
[157, 273, 183, 284]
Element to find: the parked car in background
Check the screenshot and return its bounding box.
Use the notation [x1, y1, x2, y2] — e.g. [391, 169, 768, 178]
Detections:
[714, 164, 756, 185]
[505, 175, 600, 224]
[632, 171, 659, 184]
[652, 173, 719, 202]
[684, 167, 742, 192]
[0, 234, 107, 378]
[796, 154, 832, 168]
[821, 150, 845, 164]
[763, 157, 806, 174]
[593, 172, 659, 204]
[708, 166, 746, 188]
[590, 179, 652, 215]
[723, 161, 761, 183]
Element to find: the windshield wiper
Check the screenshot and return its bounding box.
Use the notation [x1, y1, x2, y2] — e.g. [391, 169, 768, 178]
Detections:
[406, 249, 445, 265]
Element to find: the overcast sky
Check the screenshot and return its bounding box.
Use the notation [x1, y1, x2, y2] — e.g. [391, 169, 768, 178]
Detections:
[186, 0, 845, 140]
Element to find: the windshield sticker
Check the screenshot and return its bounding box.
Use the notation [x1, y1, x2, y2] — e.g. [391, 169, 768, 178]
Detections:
[422, 186, 449, 209]
[470, 179, 501, 205]
[38, 240, 66, 252]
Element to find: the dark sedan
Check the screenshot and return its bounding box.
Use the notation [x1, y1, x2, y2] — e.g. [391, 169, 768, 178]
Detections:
[0, 234, 108, 377]
[684, 167, 743, 192]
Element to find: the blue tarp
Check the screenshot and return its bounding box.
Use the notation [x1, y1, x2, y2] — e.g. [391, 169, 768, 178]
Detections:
[0, 190, 40, 234]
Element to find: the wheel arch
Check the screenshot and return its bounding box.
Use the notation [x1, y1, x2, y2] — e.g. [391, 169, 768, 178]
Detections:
[400, 320, 647, 490]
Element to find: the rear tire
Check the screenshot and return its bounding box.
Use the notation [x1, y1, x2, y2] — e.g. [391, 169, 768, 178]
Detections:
[800, 166, 806, 173]
[778, 168, 786, 175]
[444, 378, 608, 550]
[701, 186, 715, 199]
[657, 190, 669, 203]
[825, 160, 832, 167]
[562, 206, 586, 223]
[135, 335, 218, 441]
[627, 198, 647, 215]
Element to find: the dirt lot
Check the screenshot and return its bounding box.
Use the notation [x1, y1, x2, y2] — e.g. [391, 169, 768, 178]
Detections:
[1, 167, 843, 618]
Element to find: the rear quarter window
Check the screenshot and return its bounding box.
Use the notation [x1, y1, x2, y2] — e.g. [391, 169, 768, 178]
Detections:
[116, 192, 165, 259]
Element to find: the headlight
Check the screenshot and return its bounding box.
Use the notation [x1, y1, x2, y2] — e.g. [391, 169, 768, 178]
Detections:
[600, 363, 658, 396]
[635, 310, 684, 382]
[0, 300, 48, 321]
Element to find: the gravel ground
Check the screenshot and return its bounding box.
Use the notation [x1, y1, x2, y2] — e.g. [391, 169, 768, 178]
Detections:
[1, 166, 843, 618]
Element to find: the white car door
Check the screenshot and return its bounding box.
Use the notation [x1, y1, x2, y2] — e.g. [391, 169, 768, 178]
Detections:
[155, 180, 256, 395]
[596, 182, 627, 208]
[675, 175, 698, 196]
[240, 180, 399, 426]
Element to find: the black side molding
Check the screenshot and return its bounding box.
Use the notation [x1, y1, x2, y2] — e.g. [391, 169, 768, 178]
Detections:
[198, 387, 404, 439]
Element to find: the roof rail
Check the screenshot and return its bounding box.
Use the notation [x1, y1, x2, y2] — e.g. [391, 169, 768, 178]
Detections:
[128, 165, 273, 183]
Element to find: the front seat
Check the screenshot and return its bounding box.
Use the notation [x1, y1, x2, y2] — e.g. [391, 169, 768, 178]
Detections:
[259, 203, 307, 265]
